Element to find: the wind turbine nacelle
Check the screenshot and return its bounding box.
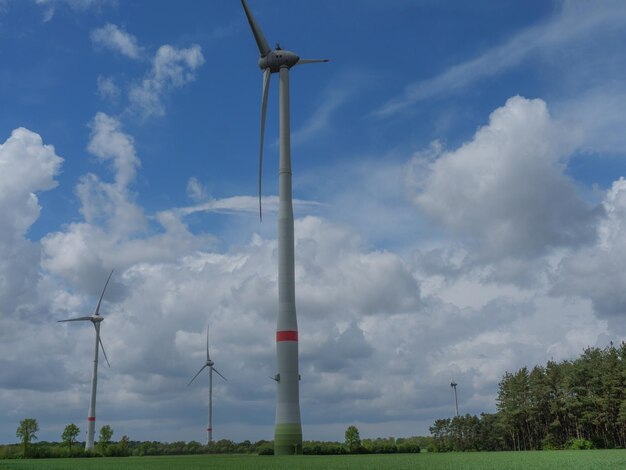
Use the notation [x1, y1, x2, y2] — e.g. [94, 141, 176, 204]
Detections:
[259, 50, 299, 73]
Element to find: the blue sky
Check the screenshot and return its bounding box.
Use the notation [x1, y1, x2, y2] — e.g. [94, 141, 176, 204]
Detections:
[3, 0, 626, 445]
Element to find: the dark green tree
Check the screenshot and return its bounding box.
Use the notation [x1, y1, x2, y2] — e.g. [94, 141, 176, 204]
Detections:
[431, 343, 626, 452]
[16, 418, 39, 458]
[344, 425, 361, 453]
[98, 425, 113, 453]
[429, 418, 451, 452]
[62, 423, 80, 456]
[118, 435, 130, 456]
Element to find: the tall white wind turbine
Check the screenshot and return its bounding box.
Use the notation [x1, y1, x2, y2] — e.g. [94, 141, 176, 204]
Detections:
[58, 270, 113, 451]
[240, 0, 328, 455]
[188, 325, 226, 445]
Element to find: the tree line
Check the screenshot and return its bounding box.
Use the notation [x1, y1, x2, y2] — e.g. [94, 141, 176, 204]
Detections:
[430, 343, 626, 451]
[2, 420, 427, 459]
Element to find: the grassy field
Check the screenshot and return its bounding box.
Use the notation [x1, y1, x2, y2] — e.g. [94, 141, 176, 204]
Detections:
[2, 450, 626, 469]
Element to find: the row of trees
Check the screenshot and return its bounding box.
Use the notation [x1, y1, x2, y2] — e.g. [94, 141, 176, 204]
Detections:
[430, 344, 626, 451]
[498, 344, 626, 450]
[5, 421, 426, 459]
[10, 419, 115, 459]
[341, 425, 422, 454]
[429, 414, 507, 452]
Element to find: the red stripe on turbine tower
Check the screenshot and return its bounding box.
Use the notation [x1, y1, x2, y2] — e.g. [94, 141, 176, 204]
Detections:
[87, 417, 96, 422]
[276, 330, 298, 342]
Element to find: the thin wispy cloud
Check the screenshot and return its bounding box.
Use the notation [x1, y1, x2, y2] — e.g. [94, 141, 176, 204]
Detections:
[186, 177, 208, 203]
[96, 75, 119, 101]
[172, 195, 323, 217]
[292, 87, 352, 146]
[36, 0, 112, 22]
[374, 0, 626, 118]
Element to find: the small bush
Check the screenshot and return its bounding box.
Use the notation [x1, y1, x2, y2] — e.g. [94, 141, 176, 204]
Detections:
[397, 442, 421, 453]
[567, 438, 594, 450]
[257, 444, 274, 455]
[540, 436, 560, 450]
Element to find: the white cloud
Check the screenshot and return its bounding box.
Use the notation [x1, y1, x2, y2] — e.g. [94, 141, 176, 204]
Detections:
[97, 75, 120, 101]
[554, 83, 626, 156]
[35, 0, 112, 22]
[553, 178, 626, 325]
[407, 96, 600, 264]
[292, 85, 352, 146]
[41, 113, 209, 288]
[3, 95, 625, 444]
[129, 44, 205, 118]
[87, 112, 139, 189]
[91, 23, 142, 60]
[186, 177, 207, 202]
[173, 195, 322, 218]
[0, 128, 62, 316]
[0, 128, 63, 238]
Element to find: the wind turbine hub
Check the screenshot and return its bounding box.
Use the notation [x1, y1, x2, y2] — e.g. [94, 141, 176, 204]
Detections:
[259, 49, 300, 73]
[91, 316, 104, 323]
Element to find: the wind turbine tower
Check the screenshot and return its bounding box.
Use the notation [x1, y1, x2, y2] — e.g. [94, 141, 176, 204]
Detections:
[451, 381, 459, 417]
[240, 0, 328, 455]
[58, 270, 113, 450]
[188, 325, 226, 445]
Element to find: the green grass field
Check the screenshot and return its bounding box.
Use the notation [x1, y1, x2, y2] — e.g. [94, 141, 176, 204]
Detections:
[2, 450, 626, 470]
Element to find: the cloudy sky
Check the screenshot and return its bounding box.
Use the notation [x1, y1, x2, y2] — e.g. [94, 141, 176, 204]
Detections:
[3, 0, 626, 445]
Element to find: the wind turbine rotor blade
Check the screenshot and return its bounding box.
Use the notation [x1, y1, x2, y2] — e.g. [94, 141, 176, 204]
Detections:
[187, 364, 208, 387]
[206, 325, 210, 361]
[296, 59, 330, 65]
[58, 316, 93, 322]
[94, 270, 114, 316]
[240, 0, 271, 57]
[259, 68, 271, 221]
[212, 367, 227, 382]
[98, 335, 111, 368]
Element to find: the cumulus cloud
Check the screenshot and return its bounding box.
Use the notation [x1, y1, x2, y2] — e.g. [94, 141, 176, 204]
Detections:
[91, 23, 142, 60]
[0, 128, 62, 315]
[2, 94, 623, 444]
[0, 128, 63, 238]
[87, 112, 139, 189]
[553, 178, 626, 324]
[129, 44, 205, 118]
[41, 112, 210, 289]
[407, 96, 600, 263]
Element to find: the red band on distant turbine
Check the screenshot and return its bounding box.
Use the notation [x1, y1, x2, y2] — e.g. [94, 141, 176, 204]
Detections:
[87, 417, 96, 422]
[276, 330, 298, 342]
[207, 428, 212, 431]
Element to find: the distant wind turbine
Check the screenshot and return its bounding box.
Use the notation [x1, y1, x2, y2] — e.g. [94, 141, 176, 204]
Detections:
[240, 0, 328, 456]
[188, 325, 226, 445]
[451, 381, 459, 417]
[58, 270, 113, 451]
